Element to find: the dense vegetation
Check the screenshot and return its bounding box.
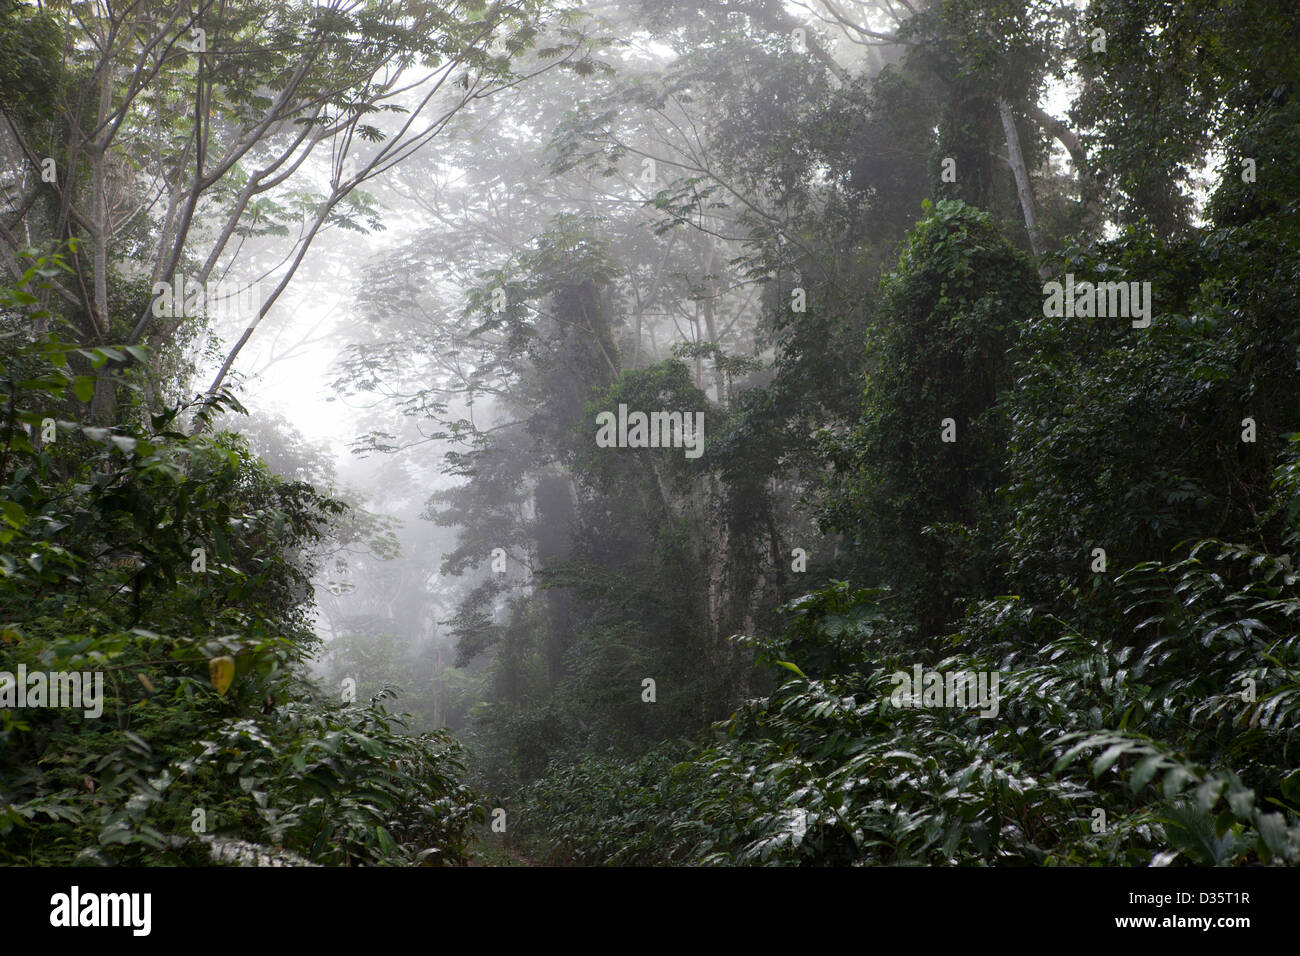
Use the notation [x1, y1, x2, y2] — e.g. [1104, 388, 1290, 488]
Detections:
[0, 250, 479, 865]
[3, 0, 1300, 867]
[0, 0, 565, 865]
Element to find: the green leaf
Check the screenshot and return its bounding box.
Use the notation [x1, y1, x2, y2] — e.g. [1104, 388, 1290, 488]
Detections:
[1226, 788, 1254, 821]
[1092, 742, 1129, 778]
[1281, 769, 1300, 803]
[1130, 754, 1163, 793]
[72, 376, 96, 402]
[0, 501, 26, 527]
[375, 825, 399, 857]
[1255, 812, 1290, 862]
[773, 659, 807, 679]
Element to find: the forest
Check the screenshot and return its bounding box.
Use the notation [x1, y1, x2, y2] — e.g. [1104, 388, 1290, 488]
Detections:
[1, 0, 1299, 871]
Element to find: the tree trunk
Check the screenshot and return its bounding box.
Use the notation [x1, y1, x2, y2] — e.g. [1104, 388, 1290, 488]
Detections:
[700, 241, 729, 406]
[996, 97, 1049, 279]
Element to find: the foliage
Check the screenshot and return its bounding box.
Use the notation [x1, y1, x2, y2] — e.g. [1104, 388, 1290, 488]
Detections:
[819, 199, 1038, 633]
[515, 520, 1300, 866]
[0, 253, 479, 865]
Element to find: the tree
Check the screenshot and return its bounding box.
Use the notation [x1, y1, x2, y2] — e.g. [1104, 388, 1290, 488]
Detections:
[0, 0, 586, 420]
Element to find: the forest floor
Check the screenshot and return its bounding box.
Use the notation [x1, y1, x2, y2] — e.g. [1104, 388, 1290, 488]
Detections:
[468, 836, 541, 866]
